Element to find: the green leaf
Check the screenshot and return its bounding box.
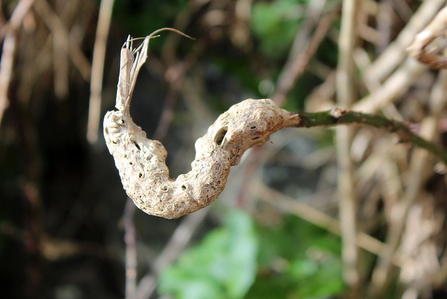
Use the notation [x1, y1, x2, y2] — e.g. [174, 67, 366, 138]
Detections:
[289, 257, 344, 298]
[246, 215, 344, 298]
[251, 0, 306, 59]
[158, 267, 226, 299]
[158, 210, 258, 299]
[288, 258, 319, 279]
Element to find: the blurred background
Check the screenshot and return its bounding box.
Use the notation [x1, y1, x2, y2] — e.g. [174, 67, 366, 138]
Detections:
[1, 0, 447, 298]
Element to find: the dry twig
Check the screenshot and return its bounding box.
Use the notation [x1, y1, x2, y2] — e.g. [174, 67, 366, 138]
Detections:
[135, 209, 209, 299]
[123, 199, 137, 299]
[87, 0, 115, 144]
[336, 0, 361, 295]
[368, 70, 447, 299]
[0, 0, 34, 128]
[354, 58, 427, 113]
[408, 6, 447, 69]
[273, 1, 340, 106]
[365, 0, 446, 82]
[33, 0, 91, 81]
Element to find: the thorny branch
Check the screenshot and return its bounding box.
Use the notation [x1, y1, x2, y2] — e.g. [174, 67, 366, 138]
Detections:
[297, 108, 447, 164]
[104, 31, 447, 219]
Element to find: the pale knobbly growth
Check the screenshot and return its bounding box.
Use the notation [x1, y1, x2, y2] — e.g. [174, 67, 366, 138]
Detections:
[104, 31, 301, 218]
[104, 99, 300, 219]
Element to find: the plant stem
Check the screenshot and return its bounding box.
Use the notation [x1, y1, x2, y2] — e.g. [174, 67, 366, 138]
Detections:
[291, 109, 447, 165]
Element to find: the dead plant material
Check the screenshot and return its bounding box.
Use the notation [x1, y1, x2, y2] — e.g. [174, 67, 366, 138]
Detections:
[103, 30, 299, 219]
[408, 6, 447, 69]
[104, 30, 447, 220]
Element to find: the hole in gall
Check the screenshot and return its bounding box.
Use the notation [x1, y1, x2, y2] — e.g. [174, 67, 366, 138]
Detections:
[215, 127, 228, 145]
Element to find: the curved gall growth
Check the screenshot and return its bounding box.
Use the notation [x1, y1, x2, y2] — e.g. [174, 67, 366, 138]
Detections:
[104, 99, 300, 218]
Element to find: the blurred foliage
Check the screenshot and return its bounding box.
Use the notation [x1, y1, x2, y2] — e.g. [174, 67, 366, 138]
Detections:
[159, 210, 258, 299]
[251, 0, 306, 59]
[113, 0, 188, 38]
[284, 72, 323, 111]
[159, 211, 344, 299]
[210, 55, 262, 101]
[246, 215, 343, 298]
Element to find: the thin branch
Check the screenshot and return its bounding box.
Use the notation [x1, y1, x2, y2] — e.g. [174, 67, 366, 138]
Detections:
[33, 0, 91, 81]
[0, 0, 34, 128]
[376, 0, 393, 54]
[52, 27, 69, 100]
[87, 0, 115, 144]
[392, 0, 413, 22]
[161, 0, 209, 64]
[336, 0, 360, 295]
[251, 179, 402, 266]
[354, 58, 427, 113]
[293, 108, 447, 165]
[365, 0, 446, 82]
[135, 209, 208, 299]
[123, 198, 137, 299]
[337, 0, 357, 108]
[367, 70, 447, 299]
[153, 44, 202, 140]
[273, 1, 340, 106]
[0, 0, 34, 42]
[407, 6, 447, 69]
[236, 0, 340, 211]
